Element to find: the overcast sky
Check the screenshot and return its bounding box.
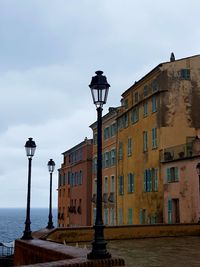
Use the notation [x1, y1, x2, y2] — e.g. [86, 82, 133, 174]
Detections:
[0, 0, 199, 208]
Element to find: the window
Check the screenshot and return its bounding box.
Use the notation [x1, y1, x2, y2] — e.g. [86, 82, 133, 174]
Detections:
[153, 168, 158, 191]
[104, 208, 108, 225]
[180, 69, 190, 80]
[93, 133, 97, 145]
[74, 172, 77, 186]
[143, 101, 148, 117]
[78, 170, 83, 185]
[149, 215, 157, 224]
[128, 208, 133, 225]
[63, 174, 66, 185]
[110, 208, 115, 225]
[131, 107, 139, 124]
[111, 149, 116, 166]
[118, 142, 123, 160]
[119, 208, 123, 225]
[104, 177, 108, 193]
[93, 157, 97, 173]
[124, 99, 128, 109]
[128, 137, 132, 156]
[144, 168, 158, 192]
[139, 209, 146, 224]
[119, 175, 124, 195]
[128, 173, 134, 193]
[166, 167, 179, 182]
[118, 113, 129, 130]
[110, 123, 117, 137]
[152, 79, 158, 92]
[67, 172, 71, 185]
[152, 96, 157, 112]
[93, 178, 97, 194]
[104, 127, 110, 140]
[143, 131, 148, 152]
[152, 128, 157, 149]
[143, 170, 152, 192]
[134, 92, 139, 103]
[104, 151, 111, 168]
[71, 173, 74, 186]
[143, 85, 148, 96]
[110, 175, 115, 192]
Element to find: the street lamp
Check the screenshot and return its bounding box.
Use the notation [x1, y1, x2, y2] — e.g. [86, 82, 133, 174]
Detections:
[21, 137, 36, 240]
[47, 159, 55, 229]
[87, 70, 111, 259]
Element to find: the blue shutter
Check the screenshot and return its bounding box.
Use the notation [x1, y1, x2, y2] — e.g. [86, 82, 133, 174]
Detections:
[143, 171, 147, 192]
[149, 169, 152, 192]
[154, 169, 158, 191]
[128, 173, 130, 192]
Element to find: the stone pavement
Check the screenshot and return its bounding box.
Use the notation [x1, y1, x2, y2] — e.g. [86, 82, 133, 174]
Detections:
[107, 236, 200, 267]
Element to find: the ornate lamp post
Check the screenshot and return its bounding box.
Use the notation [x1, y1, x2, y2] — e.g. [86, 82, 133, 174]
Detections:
[21, 137, 36, 240]
[87, 71, 111, 259]
[47, 159, 55, 229]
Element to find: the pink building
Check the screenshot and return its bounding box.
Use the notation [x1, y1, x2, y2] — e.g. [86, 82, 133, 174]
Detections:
[58, 138, 93, 227]
[161, 138, 200, 223]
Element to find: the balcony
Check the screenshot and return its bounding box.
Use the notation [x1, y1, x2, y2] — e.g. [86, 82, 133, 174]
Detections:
[108, 192, 115, 203]
[160, 141, 200, 162]
[102, 193, 108, 203]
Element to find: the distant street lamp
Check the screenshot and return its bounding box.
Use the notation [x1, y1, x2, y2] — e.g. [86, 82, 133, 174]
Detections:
[47, 159, 55, 229]
[21, 137, 36, 240]
[87, 71, 111, 259]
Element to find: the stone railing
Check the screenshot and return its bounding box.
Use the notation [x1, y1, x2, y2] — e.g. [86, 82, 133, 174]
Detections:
[14, 239, 125, 267]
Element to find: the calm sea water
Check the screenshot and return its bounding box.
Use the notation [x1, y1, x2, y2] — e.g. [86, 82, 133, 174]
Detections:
[0, 208, 57, 243]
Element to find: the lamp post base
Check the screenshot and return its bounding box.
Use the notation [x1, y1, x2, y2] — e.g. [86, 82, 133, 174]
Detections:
[21, 230, 33, 240]
[87, 224, 111, 260]
[87, 245, 111, 260]
[46, 222, 54, 229]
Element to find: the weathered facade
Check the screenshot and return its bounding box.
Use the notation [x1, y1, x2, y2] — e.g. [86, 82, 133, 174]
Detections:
[90, 107, 118, 225]
[116, 54, 200, 225]
[58, 138, 93, 227]
[161, 137, 200, 223]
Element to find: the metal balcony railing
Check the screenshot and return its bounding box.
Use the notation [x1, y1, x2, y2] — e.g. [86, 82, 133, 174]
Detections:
[0, 242, 14, 258]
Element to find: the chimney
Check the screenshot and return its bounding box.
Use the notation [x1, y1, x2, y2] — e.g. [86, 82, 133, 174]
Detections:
[170, 52, 175, 62]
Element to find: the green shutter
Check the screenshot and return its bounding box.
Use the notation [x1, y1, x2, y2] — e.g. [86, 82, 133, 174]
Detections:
[166, 168, 171, 183]
[168, 199, 172, 224]
[175, 167, 179, 181]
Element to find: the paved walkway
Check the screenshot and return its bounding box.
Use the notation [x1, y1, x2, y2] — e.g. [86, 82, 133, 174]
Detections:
[108, 236, 200, 267]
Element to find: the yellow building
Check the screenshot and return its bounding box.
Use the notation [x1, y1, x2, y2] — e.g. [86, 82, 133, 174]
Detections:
[90, 107, 119, 225]
[117, 54, 200, 225]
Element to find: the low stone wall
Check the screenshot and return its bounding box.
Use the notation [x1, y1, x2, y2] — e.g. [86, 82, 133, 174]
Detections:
[14, 239, 125, 267]
[45, 223, 200, 244]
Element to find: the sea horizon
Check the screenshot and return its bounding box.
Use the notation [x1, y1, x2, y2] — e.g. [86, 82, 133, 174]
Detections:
[0, 207, 57, 243]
